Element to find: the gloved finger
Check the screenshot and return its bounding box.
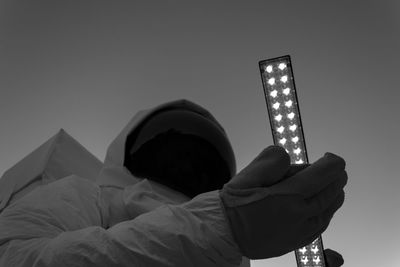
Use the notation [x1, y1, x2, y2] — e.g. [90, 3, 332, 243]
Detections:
[304, 170, 347, 216]
[272, 152, 346, 198]
[284, 164, 310, 179]
[324, 248, 344, 267]
[257, 164, 311, 188]
[227, 145, 290, 189]
[305, 190, 345, 238]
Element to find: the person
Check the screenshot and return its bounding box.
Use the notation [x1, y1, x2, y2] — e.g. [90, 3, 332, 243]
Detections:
[0, 99, 346, 266]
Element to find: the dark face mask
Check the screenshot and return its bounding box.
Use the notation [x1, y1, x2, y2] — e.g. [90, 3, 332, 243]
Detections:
[124, 130, 231, 198]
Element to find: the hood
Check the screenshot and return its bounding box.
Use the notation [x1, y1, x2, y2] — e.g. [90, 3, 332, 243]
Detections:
[96, 99, 236, 193]
[0, 129, 103, 212]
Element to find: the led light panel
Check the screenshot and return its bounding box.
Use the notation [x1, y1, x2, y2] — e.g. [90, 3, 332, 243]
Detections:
[259, 55, 326, 267]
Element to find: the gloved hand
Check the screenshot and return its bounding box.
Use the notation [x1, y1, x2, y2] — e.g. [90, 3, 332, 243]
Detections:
[220, 145, 347, 260]
[325, 249, 344, 267]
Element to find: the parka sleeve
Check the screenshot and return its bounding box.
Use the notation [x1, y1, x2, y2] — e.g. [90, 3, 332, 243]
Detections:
[0, 177, 243, 267]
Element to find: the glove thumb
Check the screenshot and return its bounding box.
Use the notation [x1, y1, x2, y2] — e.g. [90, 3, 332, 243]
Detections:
[226, 145, 290, 189]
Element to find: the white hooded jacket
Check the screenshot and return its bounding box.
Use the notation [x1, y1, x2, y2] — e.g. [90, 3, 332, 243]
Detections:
[0, 99, 247, 267]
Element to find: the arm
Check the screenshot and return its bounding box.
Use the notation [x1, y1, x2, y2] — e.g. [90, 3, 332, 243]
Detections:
[0, 177, 242, 267]
[35, 191, 242, 267]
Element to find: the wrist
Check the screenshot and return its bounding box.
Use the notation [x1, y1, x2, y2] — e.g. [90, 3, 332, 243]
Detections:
[181, 190, 243, 265]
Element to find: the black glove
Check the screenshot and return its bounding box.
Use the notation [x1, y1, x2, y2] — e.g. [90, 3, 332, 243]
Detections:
[220, 146, 348, 259]
[325, 249, 344, 267]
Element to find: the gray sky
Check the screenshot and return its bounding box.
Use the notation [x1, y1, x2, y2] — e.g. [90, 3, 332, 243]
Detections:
[1, 1, 399, 266]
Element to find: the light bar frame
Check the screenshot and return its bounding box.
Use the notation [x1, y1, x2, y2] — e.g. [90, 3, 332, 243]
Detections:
[259, 55, 326, 267]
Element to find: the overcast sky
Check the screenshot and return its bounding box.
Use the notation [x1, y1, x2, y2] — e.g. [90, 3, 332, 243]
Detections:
[1, 1, 399, 266]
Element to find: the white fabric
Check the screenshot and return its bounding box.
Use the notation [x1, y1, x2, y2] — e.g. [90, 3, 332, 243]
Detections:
[0, 129, 103, 212]
[0, 99, 248, 267]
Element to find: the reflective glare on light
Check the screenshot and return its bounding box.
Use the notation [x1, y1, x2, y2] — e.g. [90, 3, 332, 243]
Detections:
[277, 126, 285, 133]
[280, 75, 288, 83]
[293, 147, 301, 155]
[275, 114, 283, 121]
[278, 63, 287, 70]
[272, 102, 280, 110]
[289, 124, 297, 131]
[270, 90, 278, 98]
[292, 136, 299, 143]
[268, 78, 275, 85]
[287, 112, 295, 120]
[285, 100, 293, 107]
[295, 159, 304, 164]
[283, 88, 290, 95]
[266, 65, 273, 73]
[279, 138, 287, 145]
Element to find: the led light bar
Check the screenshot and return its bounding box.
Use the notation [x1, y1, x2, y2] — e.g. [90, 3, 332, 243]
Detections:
[259, 55, 326, 267]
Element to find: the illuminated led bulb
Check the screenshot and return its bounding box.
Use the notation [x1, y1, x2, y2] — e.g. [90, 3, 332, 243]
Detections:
[279, 138, 287, 145]
[311, 245, 319, 254]
[283, 87, 290, 95]
[287, 112, 295, 120]
[289, 124, 297, 131]
[295, 159, 304, 164]
[301, 256, 309, 265]
[278, 63, 287, 70]
[277, 126, 285, 133]
[268, 78, 275, 85]
[270, 90, 278, 98]
[285, 100, 293, 107]
[313, 256, 321, 264]
[280, 75, 288, 83]
[272, 102, 280, 110]
[299, 247, 307, 255]
[293, 147, 301, 155]
[275, 114, 283, 121]
[265, 65, 273, 73]
[292, 136, 299, 143]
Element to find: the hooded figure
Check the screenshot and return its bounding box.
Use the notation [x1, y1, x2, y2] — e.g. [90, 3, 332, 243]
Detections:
[0, 99, 346, 267]
[0, 99, 247, 266]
